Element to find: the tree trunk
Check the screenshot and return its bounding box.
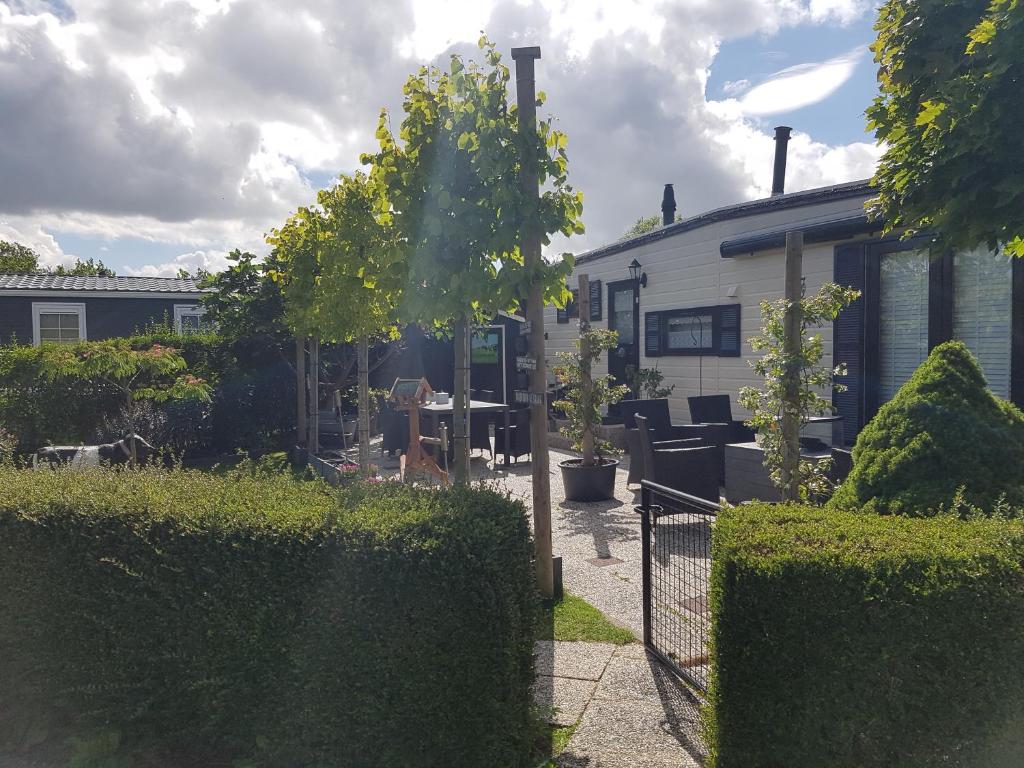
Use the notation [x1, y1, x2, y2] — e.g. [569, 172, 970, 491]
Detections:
[126, 394, 137, 466]
[578, 273, 595, 467]
[357, 334, 371, 477]
[296, 337, 307, 453]
[308, 335, 320, 457]
[452, 316, 471, 484]
[781, 231, 803, 501]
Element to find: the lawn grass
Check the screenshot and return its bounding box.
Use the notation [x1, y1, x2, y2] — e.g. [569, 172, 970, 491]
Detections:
[540, 591, 635, 645]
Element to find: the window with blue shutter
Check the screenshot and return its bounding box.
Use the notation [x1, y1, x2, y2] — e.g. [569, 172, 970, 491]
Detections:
[644, 304, 740, 357]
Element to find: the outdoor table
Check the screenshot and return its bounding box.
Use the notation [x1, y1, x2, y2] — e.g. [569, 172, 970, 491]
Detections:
[419, 399, 512, 466]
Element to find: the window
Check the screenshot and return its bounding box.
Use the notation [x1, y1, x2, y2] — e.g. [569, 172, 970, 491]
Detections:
[644, 304, 741, 357]
[953, 246, 1013, 399]
[877, 249, 930, 403]
[32, 302, 85, 345]
[665, 311, 714, 352]
[174, 304, 208, 334]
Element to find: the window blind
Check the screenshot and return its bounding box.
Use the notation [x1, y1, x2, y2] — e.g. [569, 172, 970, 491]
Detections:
[878, 249, 930, 403]
[953, 247, 1013, 399]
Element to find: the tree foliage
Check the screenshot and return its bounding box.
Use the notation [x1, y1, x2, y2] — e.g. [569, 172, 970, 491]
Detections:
[362, 36, 583, 328]
[867, 0, 1024, 256]
[0, 241, 41, 273]
[622, 214, 680, 239]
[269, 172, 404, 344]
[0, 241, 115, 276]
[37, 340, 211, 462]
[739, 282, 860, 501]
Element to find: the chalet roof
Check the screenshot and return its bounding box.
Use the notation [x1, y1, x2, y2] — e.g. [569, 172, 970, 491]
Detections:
[576, 179, 873, 265]
[0, 274, 208, 293]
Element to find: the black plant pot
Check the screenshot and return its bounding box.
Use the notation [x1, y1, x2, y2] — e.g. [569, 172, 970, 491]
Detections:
[560, 458, 620, 502]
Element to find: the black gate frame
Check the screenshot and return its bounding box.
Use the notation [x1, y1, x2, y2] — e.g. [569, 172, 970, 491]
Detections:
[637, 480, 720, 693]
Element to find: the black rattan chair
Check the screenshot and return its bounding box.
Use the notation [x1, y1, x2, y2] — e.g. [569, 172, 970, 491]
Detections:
[494, 407, 531, 465]
[635, 415, 719, 503]
[623, 399, 723, 485]
[687, 394, 755, 444]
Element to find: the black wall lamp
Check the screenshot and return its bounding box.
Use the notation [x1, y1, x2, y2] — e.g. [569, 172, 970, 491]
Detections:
[628, 258, 647, 288]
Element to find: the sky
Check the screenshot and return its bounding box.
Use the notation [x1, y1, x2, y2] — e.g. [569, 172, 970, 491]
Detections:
[0, 0, 883, 277]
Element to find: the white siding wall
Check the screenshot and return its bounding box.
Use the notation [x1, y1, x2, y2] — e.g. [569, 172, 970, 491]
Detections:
[543, 194, 872, 425]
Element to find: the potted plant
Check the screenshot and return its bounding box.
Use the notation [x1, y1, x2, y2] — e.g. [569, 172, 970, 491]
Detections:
[553, 327, 629, 501]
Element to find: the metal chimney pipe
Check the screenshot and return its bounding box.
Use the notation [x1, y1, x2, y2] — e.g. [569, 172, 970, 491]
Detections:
[771, 126, 792, 196]
[661, 183, 676, 226]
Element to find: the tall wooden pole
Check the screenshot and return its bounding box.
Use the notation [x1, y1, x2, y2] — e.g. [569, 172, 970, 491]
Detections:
[308, 335, 320, 457]
[781, 231, 803, 501]
[512, 45, 553, 599]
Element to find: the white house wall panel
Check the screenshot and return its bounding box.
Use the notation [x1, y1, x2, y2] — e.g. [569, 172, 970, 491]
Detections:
[544, 188, 872, 425]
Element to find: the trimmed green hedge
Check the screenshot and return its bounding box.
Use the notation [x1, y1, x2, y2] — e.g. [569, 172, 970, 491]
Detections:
[707, 503, 1024, 767]
[828, 341, 1024, 516]
[0, 467, 537, 767]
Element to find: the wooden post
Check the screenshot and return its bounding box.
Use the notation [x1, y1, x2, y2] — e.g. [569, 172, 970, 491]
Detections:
[512, 45, 554, 599]
[357, 334, 371, 476]
[781, 231, 803, 501]
[578, 273, 595, 466]
[452, 316, 471, 484]
[296, 337, 307, 453]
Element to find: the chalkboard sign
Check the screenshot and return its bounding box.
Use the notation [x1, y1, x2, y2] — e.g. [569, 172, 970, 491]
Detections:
[644, 312, 662, 357]
[589, 280, 602, 321]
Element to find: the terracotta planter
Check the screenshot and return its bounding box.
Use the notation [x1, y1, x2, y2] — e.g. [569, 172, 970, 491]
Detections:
[560, 458, 619, 502]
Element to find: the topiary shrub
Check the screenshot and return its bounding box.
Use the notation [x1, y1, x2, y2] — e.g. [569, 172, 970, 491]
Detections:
[828, 341, 1024, 516]
[0, 467, 537, 767]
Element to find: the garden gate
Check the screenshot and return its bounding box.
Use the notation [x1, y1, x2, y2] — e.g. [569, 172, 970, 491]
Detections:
[637, 480, 719, 693]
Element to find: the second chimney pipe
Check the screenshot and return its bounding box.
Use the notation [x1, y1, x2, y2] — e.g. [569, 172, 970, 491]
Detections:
[771, 126, 792, 196]
[661, 183, 676, 226]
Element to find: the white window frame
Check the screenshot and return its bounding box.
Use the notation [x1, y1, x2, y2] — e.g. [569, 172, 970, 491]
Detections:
[174, 304, 207, 334]
[32, 302, 86, 346]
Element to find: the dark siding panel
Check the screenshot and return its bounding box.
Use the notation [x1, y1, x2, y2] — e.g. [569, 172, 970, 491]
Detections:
[0, 296, 193, 344]
[833, 243, 866, 446]
[83, 298, 183, 339]
[0, 297, 35, 344]
[1013, 259, 1024, 408]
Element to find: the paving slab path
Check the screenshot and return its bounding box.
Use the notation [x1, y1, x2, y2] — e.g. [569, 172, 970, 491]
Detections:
[535, 640, 706, 767]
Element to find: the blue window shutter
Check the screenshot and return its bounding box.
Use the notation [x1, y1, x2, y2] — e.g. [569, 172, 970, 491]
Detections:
[833, 242, 866, 445]
[645, 312, 662, 357]
[718, 304, 741, 357]
[589, 280, 602, 321]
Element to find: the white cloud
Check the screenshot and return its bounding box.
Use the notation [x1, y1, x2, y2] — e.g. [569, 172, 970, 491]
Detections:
[733, 47, 864, 116]
[0, 0, 879, 272]
[125, 249, 232, 277]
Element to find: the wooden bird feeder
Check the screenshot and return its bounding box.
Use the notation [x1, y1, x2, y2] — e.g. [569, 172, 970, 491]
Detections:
[388, 377, 449, 484]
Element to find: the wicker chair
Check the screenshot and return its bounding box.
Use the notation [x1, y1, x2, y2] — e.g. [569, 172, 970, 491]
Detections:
[494, 407, 531, 465]
[635, 414, 720, 503]
[687, 394, 755, 444]
[623, 399, 722, 485]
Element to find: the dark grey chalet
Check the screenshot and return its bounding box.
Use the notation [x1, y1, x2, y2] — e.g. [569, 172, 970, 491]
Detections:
[0, 275, 210, 345]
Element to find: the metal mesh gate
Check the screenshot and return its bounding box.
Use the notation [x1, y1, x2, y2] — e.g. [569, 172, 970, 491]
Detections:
[637, 481, 718, 692]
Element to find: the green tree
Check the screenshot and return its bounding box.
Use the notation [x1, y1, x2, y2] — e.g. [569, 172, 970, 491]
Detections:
[53, 258, 116, 277]
[739, 282, 860, 501]
[622, 214, 680, 239]
[38, 339, 211, 464]
[269, 173, 405, 475]
[364, 37, 583, 482]
[0, 241, 41, 273]
[868, 0, 1024, 257]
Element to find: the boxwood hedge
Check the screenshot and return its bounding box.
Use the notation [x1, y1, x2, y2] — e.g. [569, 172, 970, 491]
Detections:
[707, 503, 1024, 768]
[0, 466, 537, 767]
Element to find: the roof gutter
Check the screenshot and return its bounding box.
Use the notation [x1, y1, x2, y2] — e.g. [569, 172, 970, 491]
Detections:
[719, 215, 884, 258]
